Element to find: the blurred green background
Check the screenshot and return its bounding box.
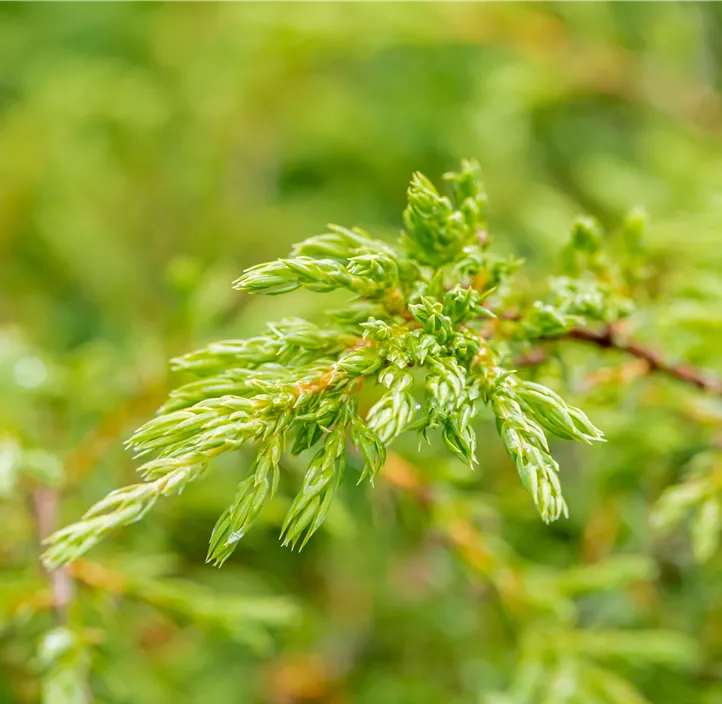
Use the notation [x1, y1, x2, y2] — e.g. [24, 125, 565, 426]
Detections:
[3, 3, 722, 703]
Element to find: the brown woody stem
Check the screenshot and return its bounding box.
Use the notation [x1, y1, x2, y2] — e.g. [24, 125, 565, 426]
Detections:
[522, 325, 722, 396]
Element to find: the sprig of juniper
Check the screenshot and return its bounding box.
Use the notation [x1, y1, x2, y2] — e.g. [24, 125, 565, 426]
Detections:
[44, 160, 622, 569]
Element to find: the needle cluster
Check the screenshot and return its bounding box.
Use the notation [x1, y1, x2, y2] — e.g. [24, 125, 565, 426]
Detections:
[44, 161, 615, 569]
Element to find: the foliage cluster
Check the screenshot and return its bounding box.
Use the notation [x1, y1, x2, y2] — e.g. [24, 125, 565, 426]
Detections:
[3, 4, 722, 704]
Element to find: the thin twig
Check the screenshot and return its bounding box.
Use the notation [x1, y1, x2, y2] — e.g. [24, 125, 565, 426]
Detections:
[32, 488, 74, 619]
[521, 325, 722, 396]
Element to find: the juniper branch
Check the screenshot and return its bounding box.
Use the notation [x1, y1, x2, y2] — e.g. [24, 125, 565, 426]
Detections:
[43, 160, 619, 569]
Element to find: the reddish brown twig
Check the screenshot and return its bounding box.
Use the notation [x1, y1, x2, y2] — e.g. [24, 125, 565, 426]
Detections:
[568, 327, 722, 394]
[520, 326, 722, 396]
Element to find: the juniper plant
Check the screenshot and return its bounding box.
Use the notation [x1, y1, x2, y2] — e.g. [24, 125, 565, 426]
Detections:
[44, 161, 632, 569]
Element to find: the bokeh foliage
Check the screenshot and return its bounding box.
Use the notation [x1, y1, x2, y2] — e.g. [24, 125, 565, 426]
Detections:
[2, 3, 722, 703]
